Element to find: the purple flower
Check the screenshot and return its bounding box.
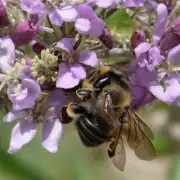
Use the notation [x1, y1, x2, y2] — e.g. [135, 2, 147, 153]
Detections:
[152, 3, 168, 45]
[160, 18, 180, 55]
[90, 0, 145, 8]
[149, 73, 180, 105]
[91, 0, 116, 8]
[130, 67, 162, 88]
[167, 44, 180, 66]
[134, 42, 164, 71]
[121, 0, 145, 8]
[20, 0, 78, 26]
[0, 36, 15, 73]
[56, 38, 98, 89]
[7, 78, 41, 111]
[130, 2, 180, 105]
[4, 90, 69, 154]
[133, 4, 167, 71]
[130, 84, 154, 109]
[75, 4, 104, 37]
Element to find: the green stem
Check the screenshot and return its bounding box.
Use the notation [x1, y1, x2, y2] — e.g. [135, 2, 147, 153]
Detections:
[76, 36, 86, 50]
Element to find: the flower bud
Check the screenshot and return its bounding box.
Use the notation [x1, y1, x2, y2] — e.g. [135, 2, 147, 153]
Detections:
[11, 19, 39, 46]
[172, 18, 180, 36]
[0, 0, 12, 37]
[30, 40, 45, 54]
[99, 26, 113, 49]
[156, 0, 176, 11]
[0, 0, 10, 28]
[160, 18, 180, 55]
[131, 30, 146, 50]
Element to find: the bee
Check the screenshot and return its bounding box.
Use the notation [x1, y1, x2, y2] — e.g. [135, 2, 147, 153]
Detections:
[74, 65, 156, 171]
[60, 102, 113, 147]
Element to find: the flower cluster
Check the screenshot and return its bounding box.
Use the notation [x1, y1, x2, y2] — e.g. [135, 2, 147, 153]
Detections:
[0, 0, 179, 153]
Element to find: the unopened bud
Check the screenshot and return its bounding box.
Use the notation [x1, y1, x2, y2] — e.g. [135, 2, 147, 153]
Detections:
[160, 18, 180, 55]
[172, 18, 180, 36]
[11, 19, 38, 46]
[156, 0, 176, 11]
[30, 40, 45, 54]
[0, 0, 10, 28]
[0, 0, 12, 37]
[131, 30, 146, 50]
[99, 26, 113, 49]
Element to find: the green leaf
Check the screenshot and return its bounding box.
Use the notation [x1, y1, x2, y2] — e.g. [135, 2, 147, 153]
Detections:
[105, 10, 133, 37]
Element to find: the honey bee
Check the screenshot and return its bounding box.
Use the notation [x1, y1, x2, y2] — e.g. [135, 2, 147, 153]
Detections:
[60, 102, 113, 147]
[74, 66, 156, 171]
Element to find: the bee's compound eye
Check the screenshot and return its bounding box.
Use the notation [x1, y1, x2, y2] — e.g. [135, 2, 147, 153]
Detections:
[60, 105, 73, 124]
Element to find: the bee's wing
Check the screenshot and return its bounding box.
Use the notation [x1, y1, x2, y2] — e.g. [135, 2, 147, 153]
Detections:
[103, 94, 126, 171]
[104, 92, 115, 119]
[95, 92, 118, 135]
[112, 136, 126, 171]
[126, 108, 156, 161]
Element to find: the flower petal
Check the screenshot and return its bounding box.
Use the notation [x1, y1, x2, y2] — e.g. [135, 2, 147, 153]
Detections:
[147, 46, 164, 71]
[0, 37, 15, 73]
[3, 110, 28, 123]
[49, 9, 63, 26]
[21, 78, 41, 101]
[45, 90, 69, 118]
[58, 6, 78, 22]
[56, 38, 75, 52]
[75, 18, 91, 34]
[20, 0, 46, 14]
[8, 120, 37, 154]
[88, 18, 104, 37]
[130, 85, 147, 109]
[134, 42, 150, 58]
[56, 63, 80, 89]
[76, 4, 96, 20]
[130, 67, 158, 87]
[95, 0, 114, 8]
[152, 3, 168, 45]
[70, 63, 86, 79]
[41, 119, 63, 153]
[77, 50, 98, 66]
[121, 0, 145, 8]
[7, 79, 41, 111]
[167, 44, 180, 65]
[16, 88, 28, 100]
[149, 75, 180, 105]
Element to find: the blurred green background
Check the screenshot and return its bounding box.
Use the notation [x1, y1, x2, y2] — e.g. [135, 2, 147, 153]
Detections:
[0, 8, 180, 180]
